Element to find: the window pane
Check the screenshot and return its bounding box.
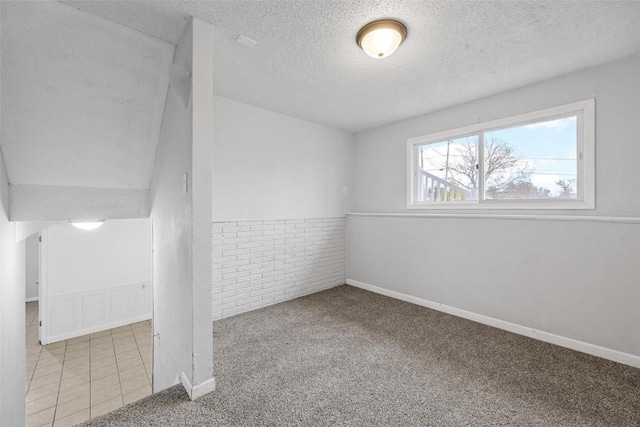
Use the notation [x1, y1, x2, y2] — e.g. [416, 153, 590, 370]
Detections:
[417, 135, 479, 202]
[483, 116, 578, 200]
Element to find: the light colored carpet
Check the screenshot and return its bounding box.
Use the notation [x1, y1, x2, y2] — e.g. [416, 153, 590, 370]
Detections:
[82, 285, 640, 426]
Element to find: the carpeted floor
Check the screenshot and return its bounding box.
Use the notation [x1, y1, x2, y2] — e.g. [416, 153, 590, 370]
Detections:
[82, 285, 640, 426]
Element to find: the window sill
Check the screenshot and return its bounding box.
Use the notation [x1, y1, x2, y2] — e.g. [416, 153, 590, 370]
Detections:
[347, 212, 640, 224]
[407, 200, 594, 210]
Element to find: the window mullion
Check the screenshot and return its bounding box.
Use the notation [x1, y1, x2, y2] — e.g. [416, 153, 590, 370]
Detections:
[478, 132, 485, 202]
[576, 111, 584, 201]
[413, 143, 420, 202]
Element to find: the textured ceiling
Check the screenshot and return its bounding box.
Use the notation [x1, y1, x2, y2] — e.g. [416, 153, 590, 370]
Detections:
[0, 1, 174, 189]
[61, 0, 640, 133]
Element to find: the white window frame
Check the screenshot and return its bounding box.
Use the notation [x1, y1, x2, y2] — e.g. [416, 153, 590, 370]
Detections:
[406, 99, 595, 210]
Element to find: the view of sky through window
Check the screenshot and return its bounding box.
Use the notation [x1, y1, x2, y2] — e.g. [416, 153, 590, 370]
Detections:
[419, 116, 577, 201]
[485, 116, 577, 199]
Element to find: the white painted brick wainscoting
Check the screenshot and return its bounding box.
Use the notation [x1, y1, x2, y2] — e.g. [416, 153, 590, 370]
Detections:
[212, 218, 346, 319]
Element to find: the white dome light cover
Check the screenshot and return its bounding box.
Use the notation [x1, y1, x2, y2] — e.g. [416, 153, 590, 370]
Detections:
[70, 220, 105, 231]
[357, 19, 407, 59]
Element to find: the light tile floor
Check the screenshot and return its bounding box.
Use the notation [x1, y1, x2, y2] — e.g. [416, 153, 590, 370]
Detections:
[25, 302, 153, 427]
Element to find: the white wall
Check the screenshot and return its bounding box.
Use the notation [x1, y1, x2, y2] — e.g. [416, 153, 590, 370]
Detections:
[348, 56, 640, 364]
[347, 216, 640, 360]
[40, 219, 152, 343]
[45, 220, 151, 296]
[212, 96, 355, 222]
[25, 234, 38, 301]
[354, 56, 640, 216]
[150, 18, 214, 397]
[211, 97, 354, 319]
[0, 155, 26, 427]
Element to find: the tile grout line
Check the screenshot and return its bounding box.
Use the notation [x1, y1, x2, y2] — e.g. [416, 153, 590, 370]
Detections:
[91, 330, 115, 419]
[131, 324, 148, 384]
[23, 304, 44, 422]
[26, 312, 154, 424]
[145, 321, 153, 385]
[112, 328, 125, 417]
[128, 325, 144, 393]
[88, 332, 95, 419]
[51, 339, 68, 426]
[60, 331, 104, 424]
[25, 311, 42, 397]
[25, 304, 46, 399]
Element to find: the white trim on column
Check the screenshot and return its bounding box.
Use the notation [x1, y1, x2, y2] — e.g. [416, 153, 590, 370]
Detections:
[180, 371, 216, 400]
[180, 372, 193, 399]
[346, 279, 640, 369]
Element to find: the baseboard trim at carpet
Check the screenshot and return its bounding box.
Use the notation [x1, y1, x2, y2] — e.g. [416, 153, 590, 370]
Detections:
[180, 372, 216, 401]
[214, 283, 343, 321]
[45, 314, 152, 344]
[346, 279, 640, 369]
[25, 297, 39, 302]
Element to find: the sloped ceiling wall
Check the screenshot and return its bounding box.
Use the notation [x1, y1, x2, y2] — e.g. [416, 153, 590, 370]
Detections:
[0, 1, 174, 220]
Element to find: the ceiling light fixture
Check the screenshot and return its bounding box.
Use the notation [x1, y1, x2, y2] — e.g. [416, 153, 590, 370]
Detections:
[356, 19, 407, 59]
[70, 220, 105, 231]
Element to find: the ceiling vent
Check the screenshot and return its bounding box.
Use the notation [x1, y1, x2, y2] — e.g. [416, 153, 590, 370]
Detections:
[235, 35, 257, 49]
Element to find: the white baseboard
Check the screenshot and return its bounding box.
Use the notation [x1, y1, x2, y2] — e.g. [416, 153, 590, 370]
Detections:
[25, 297, 39, 302]
[180, 372, 192, 399]
[218, 282, 342, 321]
[43, 281, 152, 345]
[181, 372, 216, 400]
[46, 314, 151, 344]
[346, 279, 640, 369]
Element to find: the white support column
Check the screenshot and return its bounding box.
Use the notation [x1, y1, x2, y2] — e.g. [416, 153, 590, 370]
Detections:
[189, 17, 215, 397]
[150, 16, 214, 400]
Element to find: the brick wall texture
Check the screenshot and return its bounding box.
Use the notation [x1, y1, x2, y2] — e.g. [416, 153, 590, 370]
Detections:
[212, 218, 346, 319]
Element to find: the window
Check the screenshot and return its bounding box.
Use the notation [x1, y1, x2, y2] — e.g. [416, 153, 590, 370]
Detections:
[407, 99, 595, 210]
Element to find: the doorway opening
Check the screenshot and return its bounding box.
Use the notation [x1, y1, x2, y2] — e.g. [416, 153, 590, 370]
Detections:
[24, 218, 153, 426]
